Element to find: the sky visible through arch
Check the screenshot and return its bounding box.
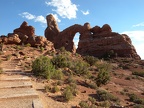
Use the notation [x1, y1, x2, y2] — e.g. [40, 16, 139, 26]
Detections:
[0, 0, 144, 59]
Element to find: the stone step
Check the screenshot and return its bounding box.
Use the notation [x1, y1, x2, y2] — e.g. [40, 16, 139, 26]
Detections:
[0, 88, 39, 100]
[32, 99, 43, 108]
[2, 69, 32, 75]
[0, 76, 31, 81]
[3, 69, 22, 72]
[0, 81, 32, 89]
[0, 98, 43, 108]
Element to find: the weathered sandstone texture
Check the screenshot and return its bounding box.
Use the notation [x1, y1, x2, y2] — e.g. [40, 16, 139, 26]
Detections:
[45, 14, 140, 59]
[0, 21, 55, 51]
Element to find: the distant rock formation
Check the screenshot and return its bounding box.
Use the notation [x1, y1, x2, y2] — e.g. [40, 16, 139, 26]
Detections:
[14, 21, 35, 37]
[45, 14, 140, 59]
[0, 21, 55, 51]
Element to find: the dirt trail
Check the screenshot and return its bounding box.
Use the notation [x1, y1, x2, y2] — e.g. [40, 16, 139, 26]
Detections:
[0, 58, 43, 108]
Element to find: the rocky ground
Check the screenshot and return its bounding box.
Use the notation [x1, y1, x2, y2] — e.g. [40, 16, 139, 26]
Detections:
[0, 44, 144, 108]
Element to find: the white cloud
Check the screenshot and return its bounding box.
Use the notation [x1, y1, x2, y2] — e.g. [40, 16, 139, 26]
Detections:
[34, 15, 46, 24]
[19, 12, 46, 24]
[81, 10, 89, 15]
[49, 13, 61, 22]
[19, 12, 35, 20]
[45, 0, 78, 19]
[132, 22, 144, 27]
[121, 31, 144, 59]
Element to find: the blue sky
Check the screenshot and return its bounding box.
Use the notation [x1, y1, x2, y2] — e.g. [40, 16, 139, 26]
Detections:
[0, 0, 144, 59]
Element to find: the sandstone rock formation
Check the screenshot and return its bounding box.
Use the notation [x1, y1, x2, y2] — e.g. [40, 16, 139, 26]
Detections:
[0, 34, 21, 44]
[45, 14, 140, 59]
[45, 14, 60, 42]
[0, 21, 55, 51]
[14, 21, 35, 37]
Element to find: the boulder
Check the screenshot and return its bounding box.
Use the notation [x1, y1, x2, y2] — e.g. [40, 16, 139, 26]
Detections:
[0, 34, 21, 44]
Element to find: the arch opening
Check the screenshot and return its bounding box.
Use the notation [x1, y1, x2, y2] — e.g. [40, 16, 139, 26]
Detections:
[73, 32, 80, 49]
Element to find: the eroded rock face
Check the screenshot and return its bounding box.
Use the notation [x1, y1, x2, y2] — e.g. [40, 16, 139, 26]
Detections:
[14, 21, 35, 37]
[45, 14, 60, 42]
[0, 21, 55, 52]
[44, 14, 140, 59]
[77, 32, 140, 59]
[0, 34, 21, 44]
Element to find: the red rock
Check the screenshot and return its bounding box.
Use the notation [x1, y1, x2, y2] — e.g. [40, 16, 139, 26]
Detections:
[14, 21, 35, 37]
[43, 14, 140, 59]
[45, 14, 60, 42]
[101, 24, 112, 32]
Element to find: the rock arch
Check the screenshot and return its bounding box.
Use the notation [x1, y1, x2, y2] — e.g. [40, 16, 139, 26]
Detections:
[44, 14, 140, 59]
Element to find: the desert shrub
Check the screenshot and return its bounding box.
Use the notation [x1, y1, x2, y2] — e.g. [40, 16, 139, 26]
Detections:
[62, 86, 74, 101]
[25, 43, 31, 47]
[6, 54, 12, 61]
[51, 54, 70, 68]
[79, 101, 89, 108]
[70, 59, 90, 76]
[88, 97, 96, 104]
[133, 104, 144, 108]
[96, 89, 119, 102]
[40, 47, 44, 52]
[67, 74, 76, 84]
[96, 62, 112, 72]
[132, 71, 144, 77]
[87, 82, 97, 89]
[62, 83, 77, 101]
[51, 69, 64, 80]
[79, 97, 97, 108]
[83, 55, 98, 66]
[96, 69, 110, 87]
[51, 86, 60, 93]
[15, 45, 23, 50]
[32, 56, 55, 79]
[128, 93, 144, 104]
[100, 101, 111, 107]
[0, 67, 3, 74]
[59, 47, 66, 52]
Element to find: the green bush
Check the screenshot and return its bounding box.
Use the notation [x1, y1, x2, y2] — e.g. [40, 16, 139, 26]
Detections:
[70, 59, 90, 76]
[59, 47, 66, 52]
[79, 101, 89, 108]
[83, 55, 98, 66]
[96, 89, 119, 102]
[25, 43, 31, 47]
[51, 69, 64, 80]
[62, 86, 74, 101]
[32, 56, 55, 79]
[96, 70, 110, 87]
[100, 101, 111, 107]
[0, 67, 3, 74]
[79, 97, 97, 108]
[51, 86, 60, 93]
[40, 47, 44, 52]
[96, 62, 112, 72]
[62, 83, 77, 102]
[128, 93, 144, 104]
[132, 71, 144, 77]
[51, 54, 70, 68]
[6, 55, 12, 61]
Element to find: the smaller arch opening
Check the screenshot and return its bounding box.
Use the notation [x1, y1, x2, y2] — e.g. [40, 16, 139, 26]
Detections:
[73, 32, 80, 49]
